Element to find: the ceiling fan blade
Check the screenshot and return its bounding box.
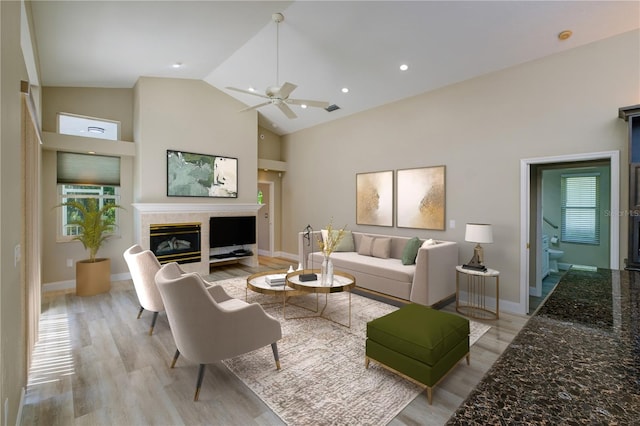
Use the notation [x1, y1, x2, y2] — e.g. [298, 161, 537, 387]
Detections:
[277, 102, 297, 119]
[226, 87, 269, 99]
[279, 82, 298, 98]
[287, 99, 331, 109]
[239, 102, 271, 112]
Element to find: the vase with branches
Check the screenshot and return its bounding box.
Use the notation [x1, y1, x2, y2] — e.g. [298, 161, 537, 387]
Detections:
[317, 220, 347, 286]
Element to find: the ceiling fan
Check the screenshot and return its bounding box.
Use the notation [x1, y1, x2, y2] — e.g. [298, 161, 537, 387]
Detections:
[225, 13, 330, 119]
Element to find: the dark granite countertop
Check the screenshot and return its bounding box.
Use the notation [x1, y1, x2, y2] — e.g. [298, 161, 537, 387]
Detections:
[448, 268, 640, 425]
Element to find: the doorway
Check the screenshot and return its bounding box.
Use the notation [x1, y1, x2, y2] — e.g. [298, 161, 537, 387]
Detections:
[520, 151, 620, 315]
[258, 181, 275, 257]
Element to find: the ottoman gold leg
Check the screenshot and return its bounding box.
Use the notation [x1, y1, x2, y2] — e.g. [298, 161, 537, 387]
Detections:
[427, 387, 433, 405]
[466, 353, 470, 365]
[365, 357, 370, 368]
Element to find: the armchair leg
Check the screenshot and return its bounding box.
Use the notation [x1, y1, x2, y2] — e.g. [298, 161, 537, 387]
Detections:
[136, 306, 144, 319]
[194, 364, 206, 401]
[271, 342, 281, 370]
[149, 311, 159, 335]
[170, 349, 180, 368]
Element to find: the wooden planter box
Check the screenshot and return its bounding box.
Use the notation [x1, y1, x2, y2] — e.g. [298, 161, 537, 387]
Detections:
[76, 258, 111, 296]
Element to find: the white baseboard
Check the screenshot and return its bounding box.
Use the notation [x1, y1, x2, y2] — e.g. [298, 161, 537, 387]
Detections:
[276, 251, 298, 262]
[15, 387, 25, 426]
[457, 291, 523, 316]
[42, 272, 131, 293]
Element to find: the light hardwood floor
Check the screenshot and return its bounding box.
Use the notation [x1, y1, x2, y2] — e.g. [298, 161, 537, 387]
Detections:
[21, 257, 529, 426]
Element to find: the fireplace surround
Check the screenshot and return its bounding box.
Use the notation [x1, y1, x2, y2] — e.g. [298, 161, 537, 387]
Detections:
[133, 203, 262, 275]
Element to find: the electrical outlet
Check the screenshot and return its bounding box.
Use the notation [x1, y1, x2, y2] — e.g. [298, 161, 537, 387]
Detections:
[66, 259, 73, 268]
[449, 220, 456, 229]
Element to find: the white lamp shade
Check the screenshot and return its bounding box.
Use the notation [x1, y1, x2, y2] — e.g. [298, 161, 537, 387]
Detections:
[465, 223, 493, 244]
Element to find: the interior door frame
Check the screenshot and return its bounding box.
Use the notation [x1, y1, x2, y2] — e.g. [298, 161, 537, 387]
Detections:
[520, 150, 620, 314]
[258, 180, 275, 257]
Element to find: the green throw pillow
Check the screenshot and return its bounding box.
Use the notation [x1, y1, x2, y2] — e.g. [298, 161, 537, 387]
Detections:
[333, 230, 355, 252]
[401, 236, 421, 265]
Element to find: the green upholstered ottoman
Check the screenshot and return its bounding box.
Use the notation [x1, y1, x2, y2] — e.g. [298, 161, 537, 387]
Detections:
[365, 303, 469, 404]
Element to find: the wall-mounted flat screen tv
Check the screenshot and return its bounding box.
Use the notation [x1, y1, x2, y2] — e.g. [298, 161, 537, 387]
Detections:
[209, 216, 256, 248]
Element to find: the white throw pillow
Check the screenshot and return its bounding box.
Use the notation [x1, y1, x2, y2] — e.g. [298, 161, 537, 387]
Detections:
[421, 238, 437, 248]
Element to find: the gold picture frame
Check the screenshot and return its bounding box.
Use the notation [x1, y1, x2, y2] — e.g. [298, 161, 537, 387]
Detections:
[356, 170, 394, 227]
[396, 166, 446, 230]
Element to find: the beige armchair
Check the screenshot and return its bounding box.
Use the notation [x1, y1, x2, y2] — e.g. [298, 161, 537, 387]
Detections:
[123, 245, 170, 335]
[155, 262, 282, 401]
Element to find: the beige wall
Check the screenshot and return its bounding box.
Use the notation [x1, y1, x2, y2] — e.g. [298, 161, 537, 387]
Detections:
[40, 87, 136, 284]
[258, 126, 284, 251]
[1, 1, 28, 423]
[281, 30, 640, 311]
[134, 77, 258, 203]
[40, 77, 261, 284]
[258, 125, 282, 160]
[40, 150, 134, 283]
[42, 87, 134, 141]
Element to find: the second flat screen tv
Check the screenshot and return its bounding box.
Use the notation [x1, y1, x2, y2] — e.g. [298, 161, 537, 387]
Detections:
[209, 216, 256, 248]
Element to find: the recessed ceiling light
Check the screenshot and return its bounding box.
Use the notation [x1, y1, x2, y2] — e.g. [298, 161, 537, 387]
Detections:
[88, 126, 105, 134]
[400, 64, 409, 71]
[558, 30, 572, 41]
[249, 87, 256, 92]
[341, 87, 349, 93]
[301, 104, 308, 109]
[87, 151, 96, 155]
[172, 62, 183, 68]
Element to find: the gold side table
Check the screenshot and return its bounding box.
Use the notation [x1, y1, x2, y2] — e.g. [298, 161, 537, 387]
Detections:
[455, 265, 500, 320]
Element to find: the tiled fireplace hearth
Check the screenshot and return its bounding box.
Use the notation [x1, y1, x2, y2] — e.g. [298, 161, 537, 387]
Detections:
[133, 203, 262, 276]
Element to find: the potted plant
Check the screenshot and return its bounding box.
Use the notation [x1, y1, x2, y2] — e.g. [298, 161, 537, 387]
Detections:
[57, 198, 122, 296]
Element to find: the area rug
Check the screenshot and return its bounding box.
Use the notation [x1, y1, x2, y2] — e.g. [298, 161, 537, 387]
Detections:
[211, 276, 491, 426]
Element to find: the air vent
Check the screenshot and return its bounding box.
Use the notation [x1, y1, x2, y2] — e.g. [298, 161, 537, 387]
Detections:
[325, 104, 340, 112]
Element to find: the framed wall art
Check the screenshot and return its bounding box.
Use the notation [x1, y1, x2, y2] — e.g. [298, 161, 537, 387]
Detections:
[356, 170, 394, 227]
[167, 150, 238, 198]
[396, 165, 445, 230]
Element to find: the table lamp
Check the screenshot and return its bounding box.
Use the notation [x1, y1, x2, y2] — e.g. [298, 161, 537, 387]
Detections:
[463, 223, 493, 271]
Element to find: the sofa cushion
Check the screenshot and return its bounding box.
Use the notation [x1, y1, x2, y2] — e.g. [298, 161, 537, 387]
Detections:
[372, 237, 391, 258]
[401, 237, 422, 265]
[310, 251, 414, 284]
[358, 235, 376, 256]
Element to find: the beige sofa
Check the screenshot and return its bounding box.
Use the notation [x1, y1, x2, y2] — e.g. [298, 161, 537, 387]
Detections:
[298, 231, 458, 306]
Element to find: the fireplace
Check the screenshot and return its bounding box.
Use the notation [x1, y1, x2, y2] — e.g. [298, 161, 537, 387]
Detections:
[150, 223, 201, 264]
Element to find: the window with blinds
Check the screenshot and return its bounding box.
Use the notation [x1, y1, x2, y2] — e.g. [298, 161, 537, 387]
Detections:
[561, 173, 600, 245]
[56, 152, 121, 241]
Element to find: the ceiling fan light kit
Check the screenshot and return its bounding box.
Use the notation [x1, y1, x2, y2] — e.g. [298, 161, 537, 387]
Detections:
[225, 12, 330, 119]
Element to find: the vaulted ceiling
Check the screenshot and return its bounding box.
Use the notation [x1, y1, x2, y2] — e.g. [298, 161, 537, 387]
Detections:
[29, 1, 640, 135]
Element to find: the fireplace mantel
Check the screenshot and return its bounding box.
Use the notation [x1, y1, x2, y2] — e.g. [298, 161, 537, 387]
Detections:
[132, 203, 262, 214]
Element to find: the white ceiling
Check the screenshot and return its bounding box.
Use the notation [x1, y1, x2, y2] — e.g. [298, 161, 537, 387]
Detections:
[29, 1, 640, 135]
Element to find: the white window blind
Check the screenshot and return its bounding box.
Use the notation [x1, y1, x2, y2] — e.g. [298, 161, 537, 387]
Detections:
[561, 173, 600, 245]
[57, 151, 120, 186]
